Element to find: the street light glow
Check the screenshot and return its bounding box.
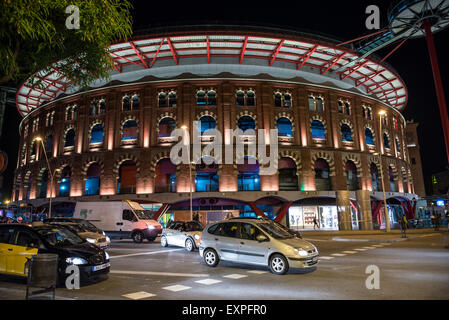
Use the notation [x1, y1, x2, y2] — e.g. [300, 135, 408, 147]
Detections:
[35, 136, 42, 141]
[378, 110, 386, 115]
[181, 125, 188, 130]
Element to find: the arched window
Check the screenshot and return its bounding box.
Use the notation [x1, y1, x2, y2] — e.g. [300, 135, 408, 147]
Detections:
[158, 117, 176, 138]
[383, 133, 390, 149]
[338, 100, 344, 113]
[236, 90, 245, 106]
[99, 99, 106, 114]
[132, 95, 140, 110]
[238, 157, 260, 191]
[365, 128, 374, 146]
[367, 108, 372, 120]
[279, 157, 298, 191]
[85, 163, 101, 195]
[45, 135, 53, 154]
[395, 137, 401, 154]
[389, 166, 395, 192]
[276, 117, 293, 137]
[237, 116, 256, 132]
[207, 90, 217, 105]
[370, 163, 380, 191]
[155, 158, 177, 193]
[117, 160, 137, 194]
[284, 93, 292, 107]
[64, 129, 75, 148]
[344, 102, 351, 115]
[168, 91, 177, 107]
[246, 90, 255, 106]
[195, 157, 219, 192]
[72, 106, 78, 120]
[90, 124, 104, 145]
[38, 169, 48, 199]
[316, 97, 324, 112]
[66, 107, 72, 121]
[308, 96, 316, 111]
[30, 141, 37, 160]
[91, 100, 98, 115]
[158, 92, 167, 108]
[274, 92, 282, 107]
[341, 123, 353, 142]
[362, 106, 366, 118]
[199, 116, 216, 134]
[345, 160, 359, 191]
[122, 120, 138, 142]
[401, 169, 408, 193]
[311, 120, 325, 140]
[122, 96, 131, 111]
[197, 90, 207, 105]
[314, 158, 331, 191]
[59, 166, 71, 197]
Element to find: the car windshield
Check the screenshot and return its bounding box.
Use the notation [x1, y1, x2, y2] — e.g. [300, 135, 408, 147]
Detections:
[58, 224, 85, 233]
[185, 221, 204, 231]
[35, 227, 84, 247]
[77, 220, 100, 233]
[257, 222, 294, 239]
[134, 210, 153, 220]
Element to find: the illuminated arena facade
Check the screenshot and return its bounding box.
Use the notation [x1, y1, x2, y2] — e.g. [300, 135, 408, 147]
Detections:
[12, 26, 418, 230]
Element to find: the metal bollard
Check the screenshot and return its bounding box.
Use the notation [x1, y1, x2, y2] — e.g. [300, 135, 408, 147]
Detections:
[26, 253, 58, 300]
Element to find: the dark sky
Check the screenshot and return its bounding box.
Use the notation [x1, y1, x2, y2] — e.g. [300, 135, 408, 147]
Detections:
[1, 0, 448, 200]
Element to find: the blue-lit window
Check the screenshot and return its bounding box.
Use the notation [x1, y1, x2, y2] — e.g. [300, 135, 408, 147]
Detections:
[64, 129, 75, 147]
[341, 124, 353, 142]
[383, 133, 390, 149]
[311, 120, 325, 140]
[84, 177, 100, 195]
[199, 116, 216, 134]
[122, 120, 138, 140]
[236, 91, 245, 106]
[197, 90, 206, 105]
[158, 117, 176, 138]
[195, 173, 219, 192]
[59, 178, 70, 197]
[90, 124, 104, 144]
[365, 128, 374, 145]
[308, 97, 316, 111]
[276, 117, 293, 137]
[238, 173, 260, 191]
[238, 116, 255, 132]
[207, 91, 217, 105]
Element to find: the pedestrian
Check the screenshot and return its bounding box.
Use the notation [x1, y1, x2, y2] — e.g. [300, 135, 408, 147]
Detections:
[313, 216, 319, 230]
[435, 211, 441, 231]
[400, 214, 407, 238]
[192, 212, 199, 222]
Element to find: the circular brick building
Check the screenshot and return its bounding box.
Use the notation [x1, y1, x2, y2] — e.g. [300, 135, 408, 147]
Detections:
[12, 25, 417, 230]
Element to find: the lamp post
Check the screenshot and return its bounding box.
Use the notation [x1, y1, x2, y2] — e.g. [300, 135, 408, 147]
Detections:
[181, 126, 193, 221]
[376, 110, 390, 232]
[35, 137, 58, 218]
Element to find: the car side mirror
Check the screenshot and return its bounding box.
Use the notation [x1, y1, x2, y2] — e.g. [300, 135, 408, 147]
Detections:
[256, 234, 268, 242]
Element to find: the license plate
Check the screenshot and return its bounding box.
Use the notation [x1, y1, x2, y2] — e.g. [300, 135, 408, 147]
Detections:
[92, 262, 110, 271]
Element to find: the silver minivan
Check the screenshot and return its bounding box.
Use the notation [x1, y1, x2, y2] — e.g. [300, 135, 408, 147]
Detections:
[199, 218, 319, 275]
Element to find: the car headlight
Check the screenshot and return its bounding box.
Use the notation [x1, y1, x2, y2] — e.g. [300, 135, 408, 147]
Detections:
[105, 236, 111, 242]
[86, 238, 96, 244]
[296, 248, 308, 257]
[194, 234, 200, 240]
[147, 224, 155, 229]
[66, 257, 88, 265]
[105, 252, 109, 260]
[102, 231, 106, 236]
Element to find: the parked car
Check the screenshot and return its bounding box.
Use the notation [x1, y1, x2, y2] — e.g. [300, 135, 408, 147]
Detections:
[73, 200, 162, 243]
[47, 222, 111, 249]
[44, 217, 104, 234]
[0, 223, 110, 283]
[160, 220, 204, 252]
[199, 218, 319, 275]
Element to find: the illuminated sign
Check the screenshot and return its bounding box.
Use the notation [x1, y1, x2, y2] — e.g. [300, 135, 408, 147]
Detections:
[436, 200, 445, 207]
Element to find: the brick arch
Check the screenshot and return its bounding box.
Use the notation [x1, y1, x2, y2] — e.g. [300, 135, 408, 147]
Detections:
[120, 115, 139, 135]
[196, 110, 217, 121]
[342, 153, 362, 177]
[309, 115, 327, 136]
[81, 156, 105, 178]
[236, 110, 258, 129]
[364, 123, 376, 139]
[340, 118, 354, 130]
[368, 155, 381, 172]
[54, 162, 73, 182]
[36, 167, 49, 190]
[88, 119, 105, 136]
[311, 151, 335, 176]
[112, 153, 140, 178]
[386, 161, 398, 181]
[274, 112, 295, 132]
[149, 151, 172, 176]
[278, 150, 302, 173]
[63, 125, 75, 136]
[156, 112, 177, 133]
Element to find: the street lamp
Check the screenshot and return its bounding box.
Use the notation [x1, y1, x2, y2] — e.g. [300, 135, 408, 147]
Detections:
[35, 137, 59, 218]
[376, 110, 390, 232]
[181, 126, 193, 221]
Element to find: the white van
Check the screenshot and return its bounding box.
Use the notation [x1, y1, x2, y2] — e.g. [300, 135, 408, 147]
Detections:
[73, 200, 162, 243]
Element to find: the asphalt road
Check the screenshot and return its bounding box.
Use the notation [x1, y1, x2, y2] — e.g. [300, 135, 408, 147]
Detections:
[1, 231, 448, 300]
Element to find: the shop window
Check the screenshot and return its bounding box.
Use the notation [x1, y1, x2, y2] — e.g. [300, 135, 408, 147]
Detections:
[279, 157, 298, 191]
[155, 158, 177, 193]
[59, 166, 71, 197]
[311, 120, 325, 140]
[64, 129, 75, 148]
[168, 91, 177, 107]
[237, 116, 256, 132]
[370, 163, 380, 191]
[90, 124, 104, 145]
[365, 128, 374, 146]
[345, 161, 359, 191]
[117, 160, 137, 194]
[158, 92, 167, 108]
[314, 158, 331, 191]
[85, 163, 101, 196]
[341, 124, 353, 142]
[238, 157, 260, 191]
[158, 117, 176, 138]
[195, 157, 219, 192]
[276, 117, 293, 137]
[122, 120, 138, 142]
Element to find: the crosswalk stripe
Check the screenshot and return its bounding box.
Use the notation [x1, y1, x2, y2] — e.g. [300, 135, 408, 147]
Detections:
[223, 274, 248, 279]
[342, 251, 357, 254]
[110, 270, 209, 278]
[354, 248, 368, 251]
[162, 285, 191, 292]
[247, 270, 268, 274]
[122, 291, 156, 300]
[319, 256, 334, 260]
[109, 248, 183, 259]
[195, 279, 223, 285]
[331, 253, 347, 257]
[362, 247, 376, 249]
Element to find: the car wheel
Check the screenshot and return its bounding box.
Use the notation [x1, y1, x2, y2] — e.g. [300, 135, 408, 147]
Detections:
[203, 248, 219, 267]
[185, 238, 194, 252]
[269, 254, 289, 275]
[160, 235, 168, 247]
[132, 231, 144, 243]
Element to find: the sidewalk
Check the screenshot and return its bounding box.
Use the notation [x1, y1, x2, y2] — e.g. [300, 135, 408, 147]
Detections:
[300, 228, 447, 242]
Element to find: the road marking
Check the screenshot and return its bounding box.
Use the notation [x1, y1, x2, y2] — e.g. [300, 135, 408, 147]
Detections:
[163, 285, 191, 292]
[362, 247, 376, 249]
[342, 251, 358, 254]
[223, 274, 248, 279]
[110, 270, 209, 278]
[247, 270, 269, 274]
[370, 245, 384, 248]
[318, 256, 334, 260]
[354, 248, 368, 251]
[122, 291, 156, 300]
[109, 248, 183, 259]
[195, 279, 223, 285]
[331, 253, 347, 257]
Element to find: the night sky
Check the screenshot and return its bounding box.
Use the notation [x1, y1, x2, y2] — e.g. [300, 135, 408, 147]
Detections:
[1, 0, 448, 201]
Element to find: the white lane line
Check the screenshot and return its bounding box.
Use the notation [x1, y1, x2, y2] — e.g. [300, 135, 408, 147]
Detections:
[331, 253, 347, 257]
[318, 256, 334, 260]
[371, 245, 385, 248]
[354, 248, 368, 251]
[110, 270, 209, 278]
[362, 247, 376, 249]
[195, 279, 223, 285]
[247, 270, 269, 274]
[122, 291, 156, 300]
[109, 248, 183, 259]
[342, 251, 358, 254]
[163, 285, 191, 292]
[223, 274, 248, 279]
